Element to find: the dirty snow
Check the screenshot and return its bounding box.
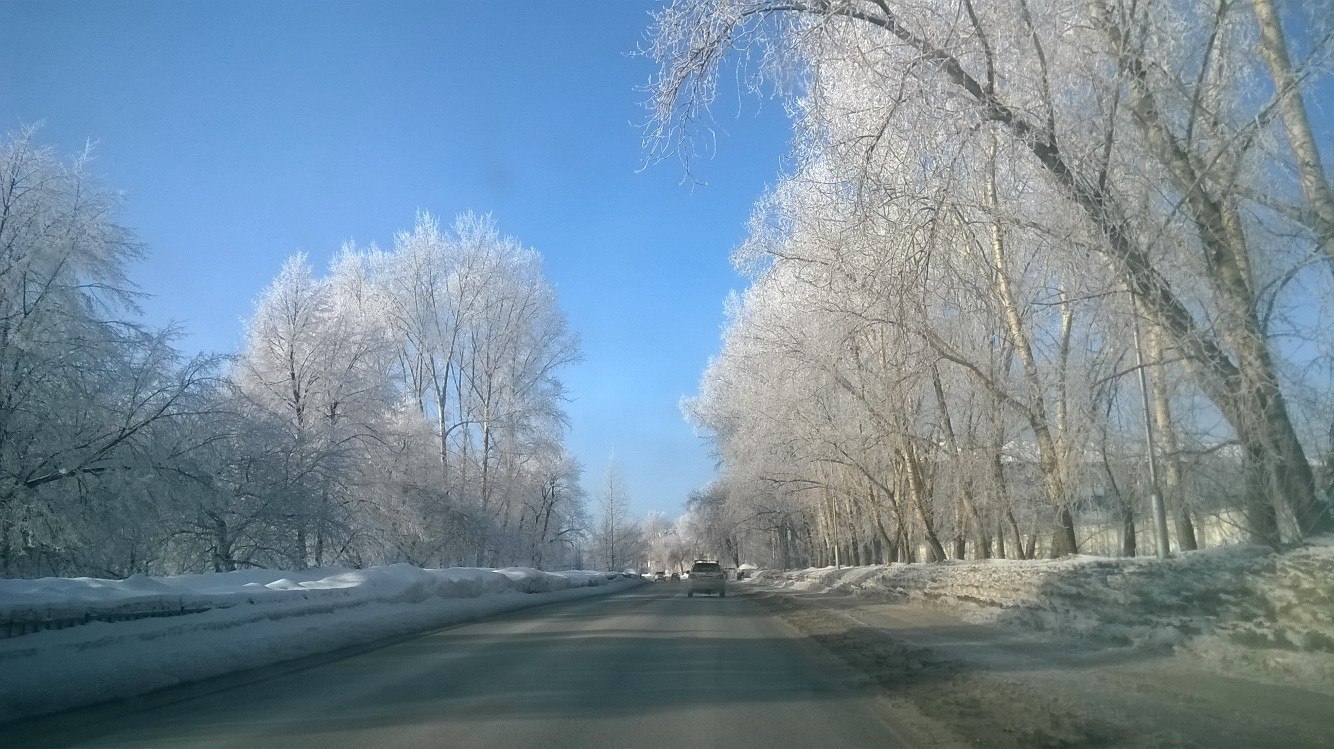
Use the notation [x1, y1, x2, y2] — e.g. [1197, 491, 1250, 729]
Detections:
[749, 537, 1334, 685]
[745, 539, 1334, 747]
[0, 565, 641, 724]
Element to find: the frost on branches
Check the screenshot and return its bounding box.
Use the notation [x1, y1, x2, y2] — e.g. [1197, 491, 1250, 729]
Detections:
[652, 0, 1334, 564]
[0, 129, 584, 578]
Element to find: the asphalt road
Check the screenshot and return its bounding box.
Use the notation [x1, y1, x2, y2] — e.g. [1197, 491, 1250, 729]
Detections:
[2, 583, 922, 748]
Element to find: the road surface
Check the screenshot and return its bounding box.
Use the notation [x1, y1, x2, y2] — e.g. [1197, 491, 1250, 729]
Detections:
[1, 584, 929, 748]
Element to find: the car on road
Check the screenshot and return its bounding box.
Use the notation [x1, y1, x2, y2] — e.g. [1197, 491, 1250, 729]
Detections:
[652, 571, 666, 582]
[670, 572, 680, 581]
[687, 561, 726, 597]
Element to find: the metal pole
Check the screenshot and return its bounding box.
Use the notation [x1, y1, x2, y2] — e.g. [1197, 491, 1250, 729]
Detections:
[1132, 298, 1171, 559]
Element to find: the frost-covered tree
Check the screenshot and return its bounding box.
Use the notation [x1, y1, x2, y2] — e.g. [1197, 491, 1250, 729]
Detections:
[592, 461, 641, 572]
[361, 213, 581, 566]
[223, 213, 582, 570]
[0, 128, 219, 576]
[0, 128, 585, 577]
[518, 448, 586, 569]
[650, 0, 1334, 550]
[230, 251, 399, 567]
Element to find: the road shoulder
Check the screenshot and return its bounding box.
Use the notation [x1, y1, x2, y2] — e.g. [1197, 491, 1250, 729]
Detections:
[744, 584, 1334, 748]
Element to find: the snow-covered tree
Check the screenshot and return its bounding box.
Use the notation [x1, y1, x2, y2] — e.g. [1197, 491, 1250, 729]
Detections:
[650, 0, 1334, 555]
[0, 128, 219, 576]
[592, 461, 641, 572]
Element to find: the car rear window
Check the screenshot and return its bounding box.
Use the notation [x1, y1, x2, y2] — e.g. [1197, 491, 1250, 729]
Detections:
[691, 562, 722, 572]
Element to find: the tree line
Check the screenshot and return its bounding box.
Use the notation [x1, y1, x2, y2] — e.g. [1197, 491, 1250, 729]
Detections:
[0, 128, 585, 577]
[649, 0, 1334, 565]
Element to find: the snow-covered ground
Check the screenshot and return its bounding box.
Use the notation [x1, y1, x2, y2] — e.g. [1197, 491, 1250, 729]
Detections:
[750, 537, 1334, 685]
[0, 565, 641, 723]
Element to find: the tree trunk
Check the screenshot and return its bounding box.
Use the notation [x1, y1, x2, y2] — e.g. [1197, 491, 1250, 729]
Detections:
[1096, 6, 1329, 542]
[1007, 509, 1026, 560]
[212, 516, 235, 573]
[985, 140, 1076, 556]
[1121, 504, 1137, 557]
[868, 487, 898, 565]
[436, 388, 450, 483]
[1250, 0, 1334, 270]
[0, 518, 10, 576]
[1148, 327, 1198, 551]
[1050, 507, 1078, 558]
[901, 445, 947, 562]
[931, 364, 992, 560]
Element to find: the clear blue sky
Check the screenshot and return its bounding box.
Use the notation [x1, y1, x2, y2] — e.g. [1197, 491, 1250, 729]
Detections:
[1, 0, 793, 520]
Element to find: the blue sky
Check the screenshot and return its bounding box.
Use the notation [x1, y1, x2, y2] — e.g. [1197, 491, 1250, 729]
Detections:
[1, 1, 793, 520]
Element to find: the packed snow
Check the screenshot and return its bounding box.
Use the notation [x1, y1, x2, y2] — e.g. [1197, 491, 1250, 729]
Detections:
[749, 537, 1334, 685]
[0, 565, 642, 723]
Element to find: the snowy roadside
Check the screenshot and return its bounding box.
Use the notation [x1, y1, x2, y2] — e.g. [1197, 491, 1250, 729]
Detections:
[0, 565, 643, 723]
[744, 541, 1334, 747]
[746, 584, 1333, 748]
[748, 537, 1334, 686]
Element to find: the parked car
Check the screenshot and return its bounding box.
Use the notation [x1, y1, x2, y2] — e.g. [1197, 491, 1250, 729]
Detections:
[670, 572, 680, 581]
[653, 571, 666, 581]
[687, 560, 726, 597]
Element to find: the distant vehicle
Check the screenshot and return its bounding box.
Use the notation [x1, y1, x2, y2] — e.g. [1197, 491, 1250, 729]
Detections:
[687, 561, 726, 597]
[670, 572, 680, 581]
[653, 571, 666, 582]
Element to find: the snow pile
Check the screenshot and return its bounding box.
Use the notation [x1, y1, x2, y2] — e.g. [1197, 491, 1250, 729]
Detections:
[0, 564, 621, 624]
[749, 538, 1334, 681]
[0, 565, 641, 723]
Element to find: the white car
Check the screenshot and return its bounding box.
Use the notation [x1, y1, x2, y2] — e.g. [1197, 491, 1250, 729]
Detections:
[687, 561, 726, 597]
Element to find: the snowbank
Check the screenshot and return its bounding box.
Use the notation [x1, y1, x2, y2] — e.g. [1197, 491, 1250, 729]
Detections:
[0, 565, 642, 723]
[749, 538, 1334, 683]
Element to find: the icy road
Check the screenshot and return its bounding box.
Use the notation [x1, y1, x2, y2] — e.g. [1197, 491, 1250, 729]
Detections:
[0, 584, 925, 748]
